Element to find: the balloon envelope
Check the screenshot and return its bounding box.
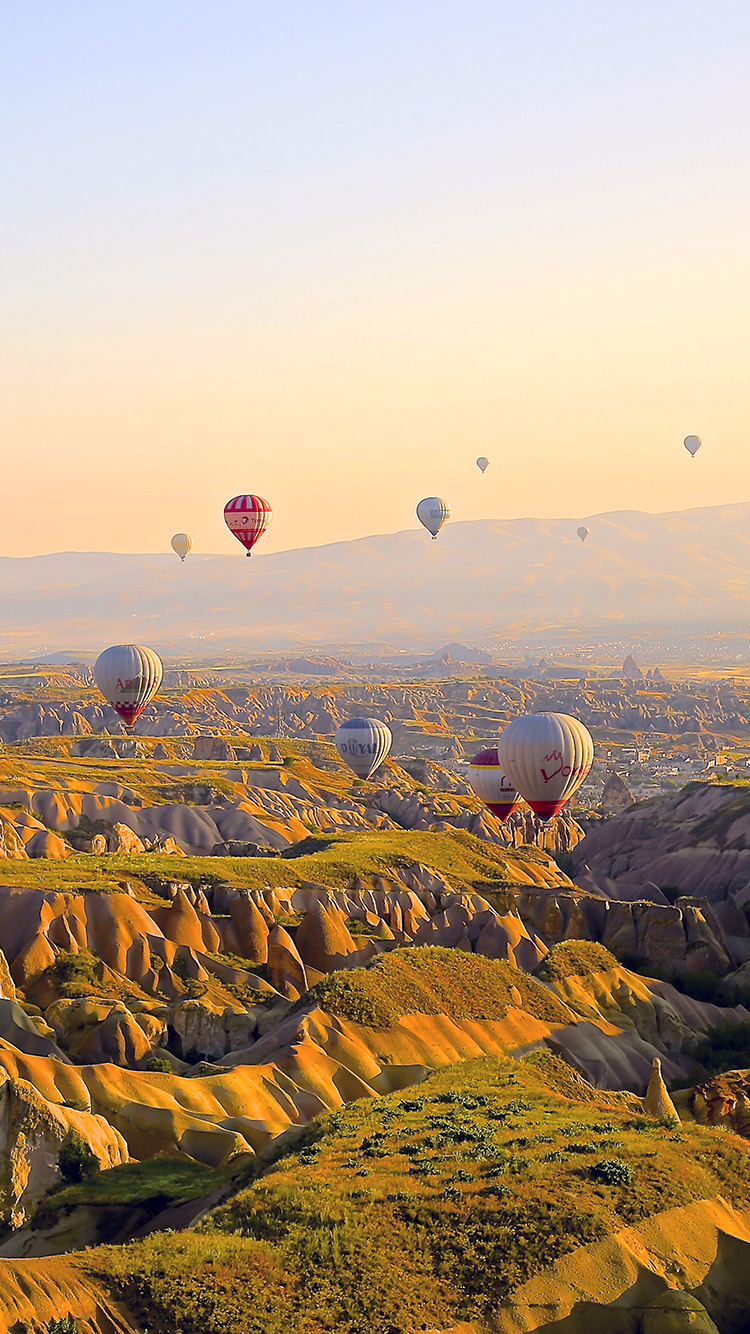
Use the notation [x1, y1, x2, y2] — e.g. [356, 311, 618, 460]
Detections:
[416, 497, 451, 539]
[224, 495, 272, 555]
[577, 526, 590, 543]
[335, 717, 392, 780]
[171, 533, 193, 561]
[684, 435, 702, 458]
[476, 456, 490, 474]
[497, 712, 593, 821]
[468, 747, 521, 820]
[94, 644, 163, 727]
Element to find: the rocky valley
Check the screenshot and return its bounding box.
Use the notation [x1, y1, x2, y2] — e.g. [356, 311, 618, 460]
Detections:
[0, 669, 749, 1331]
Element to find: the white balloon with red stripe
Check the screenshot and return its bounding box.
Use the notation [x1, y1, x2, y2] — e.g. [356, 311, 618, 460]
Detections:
[467, 747, 521, 821]
[497, 712, 593, 821]
[224, 495, 272, 555]
[94, 644, 163, 727]
[335, 717, 392, 780]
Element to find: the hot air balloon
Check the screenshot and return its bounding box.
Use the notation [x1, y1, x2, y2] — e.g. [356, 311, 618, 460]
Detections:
[224, 495, 272, 555]
[94, 644, 163, 727]
[497, 712, 593, 821]
[467, 747, 521, 820]
[577, 526, 590, 544]
[335, 717, 392, 780]
[416, 497, 451, 540]
[171, 533, 193, 562]
[684, 435, 702, 458]
[476, 456, 489, 474]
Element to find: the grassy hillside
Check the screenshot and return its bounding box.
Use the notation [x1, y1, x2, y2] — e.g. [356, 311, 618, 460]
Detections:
[303, 945, 572, 1028]
[0, 827, 563, 896]
[88, 1052, 750, 1334]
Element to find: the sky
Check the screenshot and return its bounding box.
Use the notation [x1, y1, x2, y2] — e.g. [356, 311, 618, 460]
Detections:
[1, 1, 749, 557]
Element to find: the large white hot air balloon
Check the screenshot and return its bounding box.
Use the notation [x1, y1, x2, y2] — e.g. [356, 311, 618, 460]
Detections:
[335, 717, 392, 780]
[577, 526, 590, 544]
[476, 456, 490, 474]
[171, 533, 193, 562]
[94, 644, 163, 727]
[416, 497, 451, 539]
[497, 712, 593, 821]
[468, 747, 521, 821]
[684, 435, 702, 458]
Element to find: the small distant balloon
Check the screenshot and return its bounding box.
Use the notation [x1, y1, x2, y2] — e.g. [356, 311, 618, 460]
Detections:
[94, 644, 163, 727]
[224, 495, 272, 556]
[335, 718, 392, 780]
[684, 435, 702, 459]
[416, 497, 451, 540]
[476, 456, 490, 474]
[171, 533, 193, 562]
[577, 526, 590, 544]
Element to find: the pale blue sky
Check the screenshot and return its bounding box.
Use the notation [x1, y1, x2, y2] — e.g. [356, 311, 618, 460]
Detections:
[1, 2, 748, 555]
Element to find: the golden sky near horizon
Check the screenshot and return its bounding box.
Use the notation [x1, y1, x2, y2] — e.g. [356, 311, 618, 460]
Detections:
[1, 2, 749, 558]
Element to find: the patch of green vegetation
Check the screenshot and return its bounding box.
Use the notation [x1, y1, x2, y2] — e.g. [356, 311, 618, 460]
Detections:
[275, 910, 304, 930]
[41, 949, 150, 1004]
[0, 827, 565, 898]
[301, 946, 572, 1029]
[91, 1054, 750, 1333]
[539, 941, 619, 982]
[33, 1157, 229, 1232]
[619, 955, 727, 1004]
[144, 1051, 173, 1074]
[344, 916, 391, 939]
[58, 1131, 100, 1185]
[690, 1020, 750, 1076]
[46, 950, 100, 998]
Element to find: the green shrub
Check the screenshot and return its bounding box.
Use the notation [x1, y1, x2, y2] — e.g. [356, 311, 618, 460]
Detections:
[145, 1050, 173, 1073]
[45, 1320, 78, 1334]
[47, 949, 100, 996]
[539, 941, 619, 982]
[691, 1019, 750, 1075]
[58, 1132, 100, 1185]
[589, 1158, 633, 1186]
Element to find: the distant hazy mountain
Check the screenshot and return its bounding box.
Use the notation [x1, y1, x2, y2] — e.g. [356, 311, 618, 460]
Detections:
[3, 502, 750, 655]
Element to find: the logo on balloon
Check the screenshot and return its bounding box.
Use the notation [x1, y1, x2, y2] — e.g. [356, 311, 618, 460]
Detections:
[540, 750, 572, 784]
[116, 675, 148, 694]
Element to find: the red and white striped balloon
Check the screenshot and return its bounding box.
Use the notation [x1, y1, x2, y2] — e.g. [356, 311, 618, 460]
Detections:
[467, 747, 521, 821]
[224, 495, 272, 556]
[497, 713, 593, 821]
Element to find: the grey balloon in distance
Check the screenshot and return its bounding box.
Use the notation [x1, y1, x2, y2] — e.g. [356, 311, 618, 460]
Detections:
[577, 526, 590, 543]
[335, 717, 392, 780]
[171, 533, 193, 561]
[476, 456, 490, 474]
[416, 497, 451, 539]
[684, 435, 702, 458]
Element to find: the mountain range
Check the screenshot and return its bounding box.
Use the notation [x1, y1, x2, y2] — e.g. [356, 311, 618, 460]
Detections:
[3, 500, 750, 654]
